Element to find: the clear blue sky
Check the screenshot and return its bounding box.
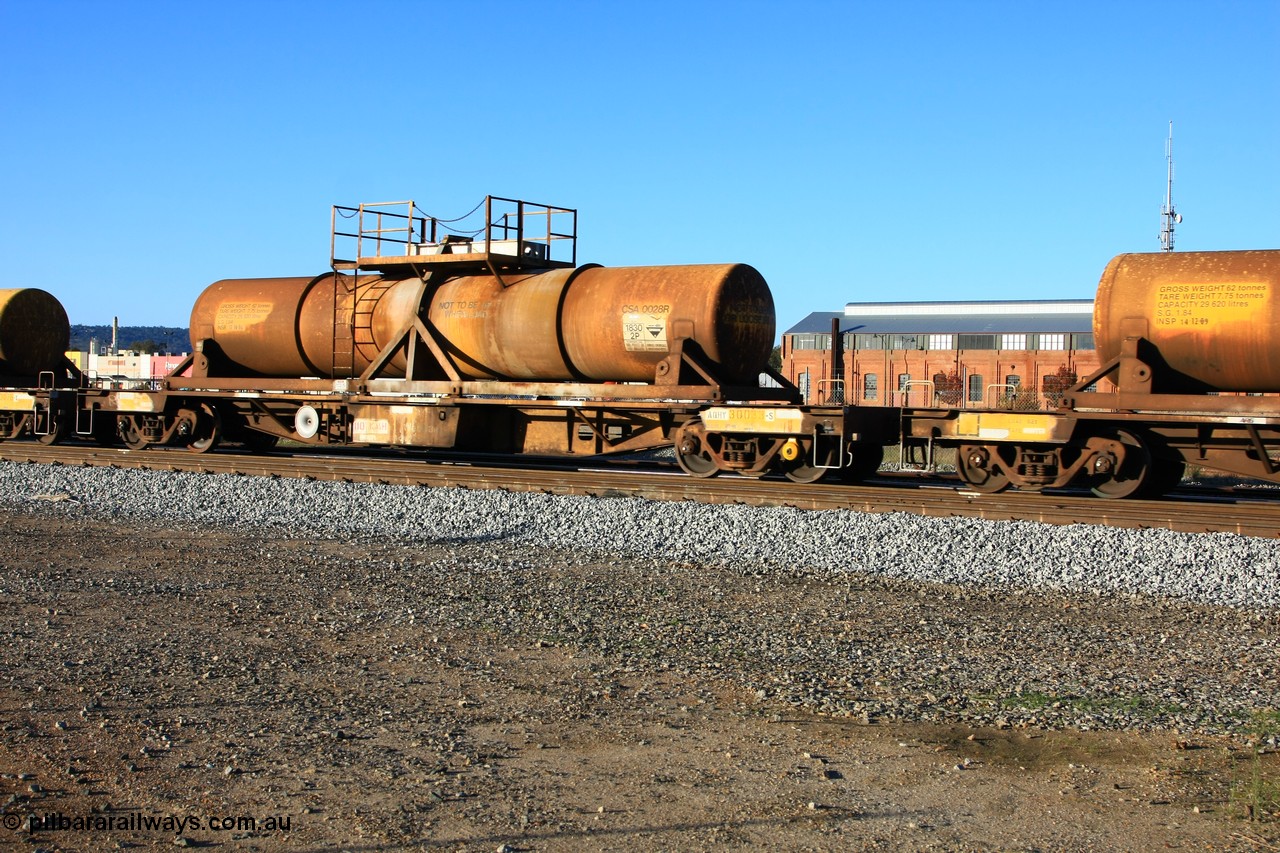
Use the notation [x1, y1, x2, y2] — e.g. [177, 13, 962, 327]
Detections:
[2, 0, 1276, 335]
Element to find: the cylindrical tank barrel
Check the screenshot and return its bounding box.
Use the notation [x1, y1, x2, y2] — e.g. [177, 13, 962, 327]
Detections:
[188, 275, 368, 377]
[1094, 250, 1280, 393]
[0, 288, 70, 376]
[189, 264, 775, 384]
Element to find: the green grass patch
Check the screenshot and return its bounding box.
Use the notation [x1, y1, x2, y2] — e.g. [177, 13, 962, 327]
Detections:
[1231, 710, 1280, 822]
[995, 691, 1186, 719]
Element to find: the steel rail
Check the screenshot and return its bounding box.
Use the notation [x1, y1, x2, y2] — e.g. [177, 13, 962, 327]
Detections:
[1, 443, 1277, 538]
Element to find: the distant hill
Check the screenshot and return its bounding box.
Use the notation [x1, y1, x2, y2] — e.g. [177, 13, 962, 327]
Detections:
[70, 325, 191, 355]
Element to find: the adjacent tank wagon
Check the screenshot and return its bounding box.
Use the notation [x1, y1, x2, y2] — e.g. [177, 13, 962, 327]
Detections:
[0, 288, 76, 443]
[902, 250, 1280, 497]
[0, 288, 70, 378]
[1093, 250, 1280, 393]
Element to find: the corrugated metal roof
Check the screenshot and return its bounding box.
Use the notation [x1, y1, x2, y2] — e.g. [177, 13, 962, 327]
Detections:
[786, 312, 843, 334]
[843, 299, 1093, 317]
[785, 304, 1095, 336]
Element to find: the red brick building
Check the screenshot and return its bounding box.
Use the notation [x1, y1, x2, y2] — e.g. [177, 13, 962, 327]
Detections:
[781, 300, 1100, 409]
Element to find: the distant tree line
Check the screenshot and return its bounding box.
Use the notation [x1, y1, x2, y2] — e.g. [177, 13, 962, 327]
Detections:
[69, 325, 190, 355]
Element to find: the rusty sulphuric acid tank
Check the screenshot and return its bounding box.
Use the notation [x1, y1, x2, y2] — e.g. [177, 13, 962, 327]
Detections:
[1094, 249, 1280, 393]
[0, 288, 70, 376]
[189, 263, 775, 385]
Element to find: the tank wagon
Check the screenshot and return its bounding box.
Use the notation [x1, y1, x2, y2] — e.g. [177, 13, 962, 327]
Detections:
[900, 250, 1280, 497]
[0, 288, 79, 443]
[7, 198, 885, 483]
[3, 196, 1279, 499]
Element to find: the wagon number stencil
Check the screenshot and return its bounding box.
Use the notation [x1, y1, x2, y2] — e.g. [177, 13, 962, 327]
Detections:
[621, 304, 671, 353]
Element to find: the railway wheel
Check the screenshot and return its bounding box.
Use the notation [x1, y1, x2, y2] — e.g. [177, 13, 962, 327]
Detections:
[186, 403, 222, 454]
[956, 444, 1010, 493]
[1089, 429, 1151, 499]
[782, 439, 837, 484]
[118, 416, 151, 451]
[675, 421, 720, 478]
[35, 418, 68, 446]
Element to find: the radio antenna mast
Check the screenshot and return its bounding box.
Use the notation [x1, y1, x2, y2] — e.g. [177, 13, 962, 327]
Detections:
[1159, 121, 1182, 251]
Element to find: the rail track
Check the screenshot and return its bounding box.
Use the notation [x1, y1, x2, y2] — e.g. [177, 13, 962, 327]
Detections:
[1, 442, 1277, 538]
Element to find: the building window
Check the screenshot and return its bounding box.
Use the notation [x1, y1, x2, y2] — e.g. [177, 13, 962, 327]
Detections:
[855, 334, 885, 350]
[957, 334, 996, 350]
[886, 334, 920, 350]
[934, 372, 962, 405]
[898, 373, 912, 391]
[863, 373, 878, 400]
[1038, 333, 1065, 350]
[927, 334, 954, 351]
[1072, 333, 1094, 350]
[1042, 367, 1078, 403]
[967, 373, 984, 403]
[1000, 334, 1027, 350]
[790, 333, 832, 351]
[1005, 374, 1021, 389]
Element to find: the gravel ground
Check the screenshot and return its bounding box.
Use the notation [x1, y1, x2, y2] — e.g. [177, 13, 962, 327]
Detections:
[1, 460, 1279, 849]
[5, 463, 1280, 611]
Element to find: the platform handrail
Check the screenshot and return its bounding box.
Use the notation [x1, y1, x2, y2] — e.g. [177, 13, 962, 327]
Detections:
[816, 378, 845, 405]
[331, 196, 577, 269]
[892, 379, 935, 408]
